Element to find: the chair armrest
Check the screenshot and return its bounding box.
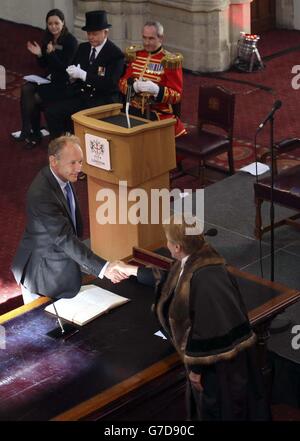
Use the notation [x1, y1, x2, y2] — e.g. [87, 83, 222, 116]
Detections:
[275, 138, 300, 153]
[260, 138, 300, 167]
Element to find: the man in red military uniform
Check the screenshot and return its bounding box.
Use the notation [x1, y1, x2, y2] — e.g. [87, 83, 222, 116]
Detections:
[119, 21, 186, 138]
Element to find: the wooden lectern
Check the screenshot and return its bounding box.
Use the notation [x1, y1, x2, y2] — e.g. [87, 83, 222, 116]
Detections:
[72, 103, 176, 260]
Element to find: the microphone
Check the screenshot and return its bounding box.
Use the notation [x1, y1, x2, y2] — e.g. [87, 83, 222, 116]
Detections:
[125, 78, 134, 129]
[204, 228, 218, 237]
[257, 100, 282, 130]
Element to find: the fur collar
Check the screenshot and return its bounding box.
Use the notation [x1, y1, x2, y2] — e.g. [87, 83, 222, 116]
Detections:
[155, 241, 255, 366]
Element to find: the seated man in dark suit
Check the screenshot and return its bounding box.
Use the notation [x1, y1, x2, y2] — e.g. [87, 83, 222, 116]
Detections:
[11, 135, 126, 304]
[45, 10, 125, 139]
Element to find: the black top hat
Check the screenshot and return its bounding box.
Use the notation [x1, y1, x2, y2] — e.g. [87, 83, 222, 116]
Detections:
[82, 10, 112, 32]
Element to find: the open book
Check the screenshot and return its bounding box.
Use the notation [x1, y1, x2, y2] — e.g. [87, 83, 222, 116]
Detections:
[44, 284, 130, 326]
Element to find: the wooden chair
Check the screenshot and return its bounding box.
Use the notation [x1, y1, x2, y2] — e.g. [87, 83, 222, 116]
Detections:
[254, 138, 300, 239]
[175, 85, 236, 186]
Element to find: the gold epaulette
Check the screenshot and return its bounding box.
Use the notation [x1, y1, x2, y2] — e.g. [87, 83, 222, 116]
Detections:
[125, 45, 144, 62]
[161, 51, 183, 69]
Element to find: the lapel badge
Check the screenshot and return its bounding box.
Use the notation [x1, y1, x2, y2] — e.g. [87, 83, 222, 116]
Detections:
[98, 66, 106, 77]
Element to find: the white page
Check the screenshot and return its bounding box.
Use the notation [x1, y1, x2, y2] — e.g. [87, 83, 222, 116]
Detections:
[239, 161, 270, 176]
[44, 285, 130, 326]
[23, 75, 51, 85]
[154, 330, 167, 340]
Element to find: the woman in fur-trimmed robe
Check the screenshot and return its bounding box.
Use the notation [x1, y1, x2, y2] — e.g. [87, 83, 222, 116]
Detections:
[121, 215, 271, 421]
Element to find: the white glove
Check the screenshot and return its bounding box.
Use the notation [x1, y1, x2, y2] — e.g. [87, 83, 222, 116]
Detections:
[133, 80, 159, 97]
[133, 80, 141, 93]
[66, 64, 87, 82]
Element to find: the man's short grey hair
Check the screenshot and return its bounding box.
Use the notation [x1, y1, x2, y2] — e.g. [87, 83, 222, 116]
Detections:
[48, 135, 81, 158]
[144, 21, 164, 38]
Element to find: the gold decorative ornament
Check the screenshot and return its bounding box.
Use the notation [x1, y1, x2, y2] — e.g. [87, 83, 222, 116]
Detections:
[161, 52, 183, 69]
[125, 45, 144, 62]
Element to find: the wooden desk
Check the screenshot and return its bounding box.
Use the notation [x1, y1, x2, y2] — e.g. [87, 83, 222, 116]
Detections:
[1, 251, 299, 421]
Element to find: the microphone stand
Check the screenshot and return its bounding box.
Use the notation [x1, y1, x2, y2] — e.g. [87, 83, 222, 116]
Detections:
[125, 84, 132, 129]
[268, 114, 291, 333]
[257, 100, 281, 281]
[258, 106, 280, 282]
[269, 114, 275, 282]
[258, 103, 291, 332]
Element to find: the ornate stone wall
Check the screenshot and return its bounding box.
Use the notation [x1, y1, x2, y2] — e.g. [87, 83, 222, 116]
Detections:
[0, 0, 74, 31]
[276, 0, 294, 29]
[1, 0, 300, 68]
[74, 0, 253, 72]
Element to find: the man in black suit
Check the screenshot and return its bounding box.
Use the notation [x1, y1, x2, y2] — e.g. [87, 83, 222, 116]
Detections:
[45, 10, 125, 139]
[12, 135, 126, 304]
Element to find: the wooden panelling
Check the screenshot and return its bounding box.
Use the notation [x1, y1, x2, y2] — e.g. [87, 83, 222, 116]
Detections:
[251, 0, 276, 33]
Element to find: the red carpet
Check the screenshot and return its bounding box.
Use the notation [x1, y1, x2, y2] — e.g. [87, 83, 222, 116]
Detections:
[1, 20, 300, 313]
[258, 29, 300, 58]
[171, 136, 300, 191]
[181, 29, 300, 146]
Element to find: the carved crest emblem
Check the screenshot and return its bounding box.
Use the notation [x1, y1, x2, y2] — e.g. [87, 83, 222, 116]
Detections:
[208, 97, 220, 111]
[90, 139, 105, 157]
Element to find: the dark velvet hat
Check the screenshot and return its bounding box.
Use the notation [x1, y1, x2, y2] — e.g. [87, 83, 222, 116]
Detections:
[82, 10, 112, 31]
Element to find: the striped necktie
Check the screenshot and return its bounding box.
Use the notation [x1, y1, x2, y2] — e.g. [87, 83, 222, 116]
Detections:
[89, 47, 96, 65]
[65, 182, 76, 230]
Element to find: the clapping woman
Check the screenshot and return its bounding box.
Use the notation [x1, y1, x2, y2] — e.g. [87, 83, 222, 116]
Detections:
[14, 9, 77, 148]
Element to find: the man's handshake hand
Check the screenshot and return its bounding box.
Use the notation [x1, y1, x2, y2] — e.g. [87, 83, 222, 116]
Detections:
[66, 64, 87, 81]
[133, 80, 159, 97]
[104, 260, 138, 284]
